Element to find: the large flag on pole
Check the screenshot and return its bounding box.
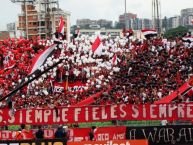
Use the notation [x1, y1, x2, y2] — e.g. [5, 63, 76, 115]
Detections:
[58, 16, 65, 34]
[182, 36, 193, 43]
[141, 29, 157, 38]
[92, 36, 103, 56]
[29, 44, 57, 74]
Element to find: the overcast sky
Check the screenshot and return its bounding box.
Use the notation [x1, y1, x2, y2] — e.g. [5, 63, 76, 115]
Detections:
[0, 0, 192, 30]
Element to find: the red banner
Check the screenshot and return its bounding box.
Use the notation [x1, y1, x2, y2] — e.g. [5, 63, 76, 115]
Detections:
[0, 130, 15, 140]
[0, 127, 125, 141]
[68, 126, 126, 142]
[0, 129, 56, 140]
[54, 81, 86, 93]
[94, 126, 126, 141]
[1, 103, 193, 125]
[69, 128, 91, 141]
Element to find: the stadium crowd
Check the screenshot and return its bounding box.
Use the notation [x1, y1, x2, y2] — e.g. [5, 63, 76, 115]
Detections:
[94, 37, 193, 105]
[0, 34, 193, 109]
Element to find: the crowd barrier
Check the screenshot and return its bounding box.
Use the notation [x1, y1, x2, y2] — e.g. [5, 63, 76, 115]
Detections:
[0, 139, 148, 145]
[1, 125, 193, 145]
[68, 140, 148, 145]
[0, 126, 126, 141]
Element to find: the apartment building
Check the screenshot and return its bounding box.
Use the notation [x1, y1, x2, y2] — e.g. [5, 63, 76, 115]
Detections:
[18, 0, 70, 40]
[76, 19, 112, 29]
[119, 13, 137, 24]
[181, 8, 193, 26]
[167, 16, 181, 29]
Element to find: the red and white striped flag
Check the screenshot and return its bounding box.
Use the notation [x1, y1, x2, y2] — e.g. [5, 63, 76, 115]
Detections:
[92, 36, 103, 56]
[3, 52, 16, 70]
[182, 36, 193, 43]
[29, 44, 57, 74]
[141, 29, 157, 37]
[58, 16, 65, 34]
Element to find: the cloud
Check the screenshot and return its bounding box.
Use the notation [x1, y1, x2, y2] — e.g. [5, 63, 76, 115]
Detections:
[0, 1, 20, 30]
[0, 0, 192, 30]
[60, 0, 193, 25]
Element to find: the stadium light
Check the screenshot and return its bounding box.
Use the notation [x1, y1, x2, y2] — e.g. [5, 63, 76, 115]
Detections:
[124, 0, 127, 29]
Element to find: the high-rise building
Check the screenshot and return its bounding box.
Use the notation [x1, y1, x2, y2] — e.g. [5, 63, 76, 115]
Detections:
[76, 19, 97, 27]
[7, 22, 17, 38]
[118, 13, 152, 31]
[97, 19, 113, 28]
[181, 8, 193, 26]
[76, 19, 113, 29]
[167, 16, 181, 29]
[162, 8, 193, 30]
[141, 19, 153, 29]
[119, 13, 137, 25]
[18, 0, 70, 40]
[123, 18, 152, 30]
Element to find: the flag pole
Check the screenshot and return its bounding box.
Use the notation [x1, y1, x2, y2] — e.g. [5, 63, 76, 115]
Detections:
[65, 66, 69, 91]
[0, 58, 64, 102]
[124, 0, 127, 30]
[65, 75, 69, 91]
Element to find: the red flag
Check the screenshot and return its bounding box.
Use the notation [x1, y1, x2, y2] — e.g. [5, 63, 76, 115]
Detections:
[92, 36, 101, 52]
[92, 37, 103, 56]
[112, 54, 117, 65]
[58, 17, 65, 34]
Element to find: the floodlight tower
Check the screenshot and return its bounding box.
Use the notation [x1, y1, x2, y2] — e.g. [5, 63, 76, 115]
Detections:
[39, 0, 59, 38]
[152, 0, 161, 34]
[124, 0, 127, 29]
[10, 0, 36, 39]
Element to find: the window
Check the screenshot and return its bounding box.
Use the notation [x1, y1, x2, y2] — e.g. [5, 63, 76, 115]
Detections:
[41, 34, 46, 39]
[41, 22, 45, 26]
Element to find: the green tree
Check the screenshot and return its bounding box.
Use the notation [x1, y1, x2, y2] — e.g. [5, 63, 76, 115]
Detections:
[164, 26, 189, 38]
